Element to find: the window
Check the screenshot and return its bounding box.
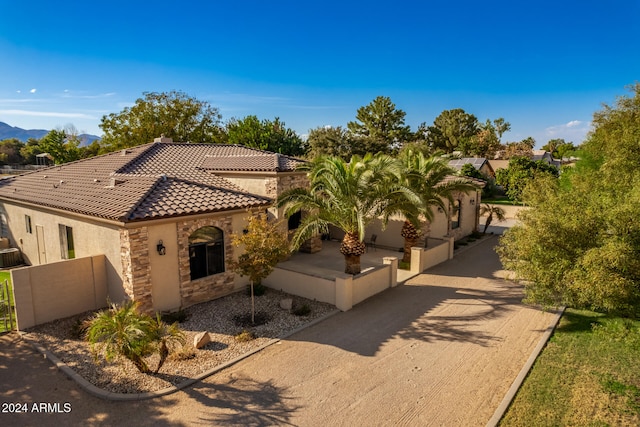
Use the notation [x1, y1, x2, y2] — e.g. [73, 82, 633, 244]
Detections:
[59, 224, 75, 259]
[288, 210, 302, 231]
[451, 200, 461, 229]
[189, 226, 224, 280]
[25, 215, 32, 234]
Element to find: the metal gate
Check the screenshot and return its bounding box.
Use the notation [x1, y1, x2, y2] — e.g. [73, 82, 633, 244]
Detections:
[0, 279, 15, 333]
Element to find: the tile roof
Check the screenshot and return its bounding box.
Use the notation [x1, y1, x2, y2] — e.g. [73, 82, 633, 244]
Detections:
[0, 142, 287, 223]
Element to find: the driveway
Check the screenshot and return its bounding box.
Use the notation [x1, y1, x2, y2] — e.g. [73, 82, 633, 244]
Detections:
[1, 235, 558, 426]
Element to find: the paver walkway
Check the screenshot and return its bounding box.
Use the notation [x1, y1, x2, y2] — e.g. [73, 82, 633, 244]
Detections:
[0, 236, 558, 426]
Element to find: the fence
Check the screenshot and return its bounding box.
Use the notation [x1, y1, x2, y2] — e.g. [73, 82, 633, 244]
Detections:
[0, 279, 15, 333]
[11, 255, 108, 330]
[264, 257, 398, 311]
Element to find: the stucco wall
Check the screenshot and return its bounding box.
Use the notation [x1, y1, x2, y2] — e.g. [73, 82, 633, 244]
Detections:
[0, 201, 125, 302]
[11, 255, 107, 330]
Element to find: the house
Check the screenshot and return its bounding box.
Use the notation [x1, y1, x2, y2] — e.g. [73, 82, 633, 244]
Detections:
[0, 137, 310, 314]
[448, 158, 495, 178]
[531, 150, 561, 168]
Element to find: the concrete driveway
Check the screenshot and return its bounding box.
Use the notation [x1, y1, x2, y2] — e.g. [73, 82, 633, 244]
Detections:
[1, 235, 558, 426]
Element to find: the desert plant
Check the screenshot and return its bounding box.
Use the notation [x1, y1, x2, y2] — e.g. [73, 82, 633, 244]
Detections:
[85, 300, 186, 374]
[85, 300, 155, 373]
[235, 329, 255, 342]
[149, 314, 186, 374]
[480, 203, 506, 234]
[293, 304, 311, 316]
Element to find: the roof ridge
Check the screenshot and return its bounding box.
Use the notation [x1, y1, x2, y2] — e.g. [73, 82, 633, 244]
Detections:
[113, 142, 162, 175]
[120, 175, 163, 221]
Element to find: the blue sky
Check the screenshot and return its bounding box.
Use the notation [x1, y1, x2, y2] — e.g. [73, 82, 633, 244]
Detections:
[1, 1, 639, 147]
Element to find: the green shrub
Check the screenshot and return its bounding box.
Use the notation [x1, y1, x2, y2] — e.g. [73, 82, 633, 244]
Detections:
[293, 304, 311, 316]
[85, 300, 185, 374]
[247, 282, 267, 296]
[235, 329, 255, 342]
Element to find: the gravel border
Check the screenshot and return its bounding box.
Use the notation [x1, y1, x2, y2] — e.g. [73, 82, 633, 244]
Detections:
[22, 289, 338, 398]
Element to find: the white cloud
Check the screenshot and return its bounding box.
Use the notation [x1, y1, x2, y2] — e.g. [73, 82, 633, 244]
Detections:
[30, 88, 36, 94]
[0, 109, 95, 119]
[544, 120, 592, 143]
[16, 90, 21, 94]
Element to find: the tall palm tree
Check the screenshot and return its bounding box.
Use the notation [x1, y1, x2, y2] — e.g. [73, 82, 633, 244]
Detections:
[277, 153, 418, 274]
[398, 150, 479, 263]
[480, 203, 506, 234]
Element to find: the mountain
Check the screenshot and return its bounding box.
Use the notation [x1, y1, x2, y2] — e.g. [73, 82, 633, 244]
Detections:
[0, 121, 101, 145]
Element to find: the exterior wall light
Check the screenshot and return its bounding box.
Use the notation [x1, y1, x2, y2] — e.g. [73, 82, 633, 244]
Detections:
[470, 198, 475, 205]
[157, 240, 166, 255]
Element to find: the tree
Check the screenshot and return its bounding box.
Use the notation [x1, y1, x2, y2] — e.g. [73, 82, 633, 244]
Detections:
[19, 138, 43, 165]
[495, 156, 559, 202]
[85, 300, 185, 374]
[99, 91, 225, 151]
[461, 119, 506, 158]
[479, 203, 506, 234]
[397, 150, 477, 263]
[501, 137, 535, 159]
[347, 96, 412, 155]
[38, 129, 81, 164]
[229, 213, 290, 324]
[425, 109, 479, 153]
[306, 126, 352, 160]
[543, 138, 577, 159]
[226, 116, 307, 156]
[0, 138, 25, 165]
[497, 83, 640, 316]
[277, 153, 416, 274]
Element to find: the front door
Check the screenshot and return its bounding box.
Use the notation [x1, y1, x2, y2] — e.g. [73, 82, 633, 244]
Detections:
[36, 225, 46, 264]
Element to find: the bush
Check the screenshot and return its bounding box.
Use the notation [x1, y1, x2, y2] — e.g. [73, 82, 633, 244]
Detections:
[235, 329, 255, 342]
[247, 282, 267, 296]
[161, 309, 189, 324]
[293, 304, 311, 317]
[85, 300, 185, 374]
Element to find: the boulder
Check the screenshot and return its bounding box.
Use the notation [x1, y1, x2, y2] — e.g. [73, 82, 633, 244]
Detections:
[193, 331, 211, 349]
[280, 298, 293, 310]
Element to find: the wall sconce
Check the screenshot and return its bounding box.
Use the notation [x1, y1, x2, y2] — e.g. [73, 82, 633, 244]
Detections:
[438, 207, 443, 213]
[470, 198, 475, 205]
[156, 240, 166, 255]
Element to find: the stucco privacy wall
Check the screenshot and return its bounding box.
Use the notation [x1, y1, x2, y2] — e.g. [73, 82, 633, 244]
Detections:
[264, 261, 396, 311]
[11, 254, 107, 330]
[0, 202, 125, 301]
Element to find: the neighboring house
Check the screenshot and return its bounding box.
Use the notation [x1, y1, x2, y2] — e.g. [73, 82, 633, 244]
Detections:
[490, 151, 561, 173]
[0, 136, 309, 314]
[448, 158, 495, 178]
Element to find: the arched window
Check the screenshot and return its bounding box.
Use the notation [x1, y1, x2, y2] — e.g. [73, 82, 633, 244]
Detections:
[189, 226, 225, 280]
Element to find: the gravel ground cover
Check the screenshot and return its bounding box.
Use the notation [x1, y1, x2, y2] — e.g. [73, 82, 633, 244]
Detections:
[23, 289, 335, 394]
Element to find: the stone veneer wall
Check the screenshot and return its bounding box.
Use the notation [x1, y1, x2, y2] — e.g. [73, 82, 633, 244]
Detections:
[119, 227, 153, 313]
[177, 216, 236, 308]
[269, 173, 322, 253]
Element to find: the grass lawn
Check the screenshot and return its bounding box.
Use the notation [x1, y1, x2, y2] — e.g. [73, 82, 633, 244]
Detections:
[500, 309, 640, 426]
[0, 270, 15, 333]
[482, 197, 523, 206]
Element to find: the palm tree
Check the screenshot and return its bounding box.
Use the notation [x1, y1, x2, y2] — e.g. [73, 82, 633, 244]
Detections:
[85, 300, 155, 373]
[150, 314, 186, 374]
[85, 300, 185, 374]
[397, 150, 479, 263]
[277, 153, 417, 274]
[480, 203, 506, 234]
